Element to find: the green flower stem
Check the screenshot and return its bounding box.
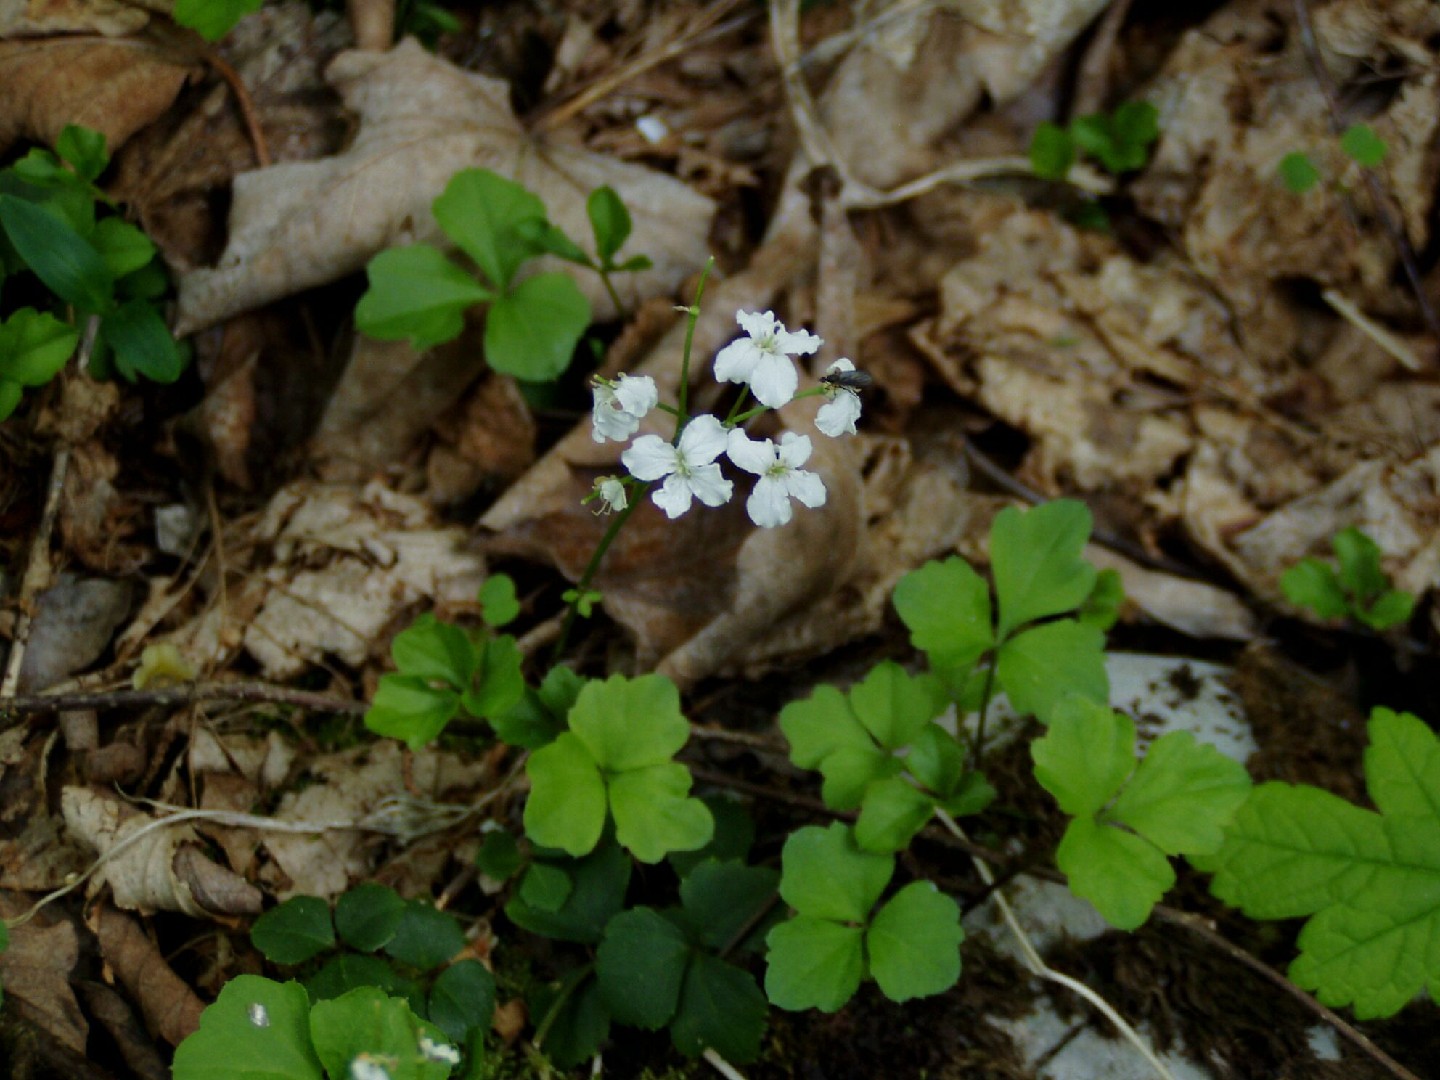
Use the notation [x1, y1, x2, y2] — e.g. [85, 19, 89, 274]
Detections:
[674, 256, 714, 435]
[970, 653, 999, 772]
[728, 387, 826, 429]
[552, 483, 651, 663]
[597, 267, 625, 321]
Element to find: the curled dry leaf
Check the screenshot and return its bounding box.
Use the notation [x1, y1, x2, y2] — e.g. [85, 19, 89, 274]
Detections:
[90, 905, 206, 1048]
[176, 37, 714, 334]
[61, 786, 261, 917]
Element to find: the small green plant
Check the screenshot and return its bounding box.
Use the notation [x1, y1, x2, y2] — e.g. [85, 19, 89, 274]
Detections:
[0, 125, 185, 420]
[1029, 100, 1160, 180]
[172, 0, 263, 40]
[1278, 122, 1389, 194]
[354, 168, 648, 382]
[1279, 526, 1415, 630]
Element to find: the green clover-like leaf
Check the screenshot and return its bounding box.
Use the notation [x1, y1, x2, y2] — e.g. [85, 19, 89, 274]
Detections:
[172, 976, 322, 1080]
[1057, 815, 1174, 931]
[778, 823, 891, 924]
[251, 896, 335, 965]
[524, 732, 608, 857]
[1109, 730, 1251, 855]
[995, 618, 1108, 722]
[427, 959, 496, 1045]
[848, 661, 945, 750]
[865, 882, 962, 1003]
[854, 776, 934, 854]
[670, 952, 767, 1062]
[608, 762, 713, 863]
[432, 168, 546, 289]
[891, 556, 994, 668]
[391, 614, 476, 689]
[764, 917, 865, 1013]
[990, 500, 1098, 638]
[483, 272, 591, 381]
[596, 907, 690, 1029]
[365, 673, 461, 750]
[309, 987, 453, 1080]
[335, 883, 406, 953]
[505, 843, 631, 944]
[1280, 558, 1348, 619]
[0, 308, 78, 386]
[1278, 151, 1321, 193]
[1032, 696, 1134, 818]
[355, 244, 491, 350]
[1029, 121, 1075, 180]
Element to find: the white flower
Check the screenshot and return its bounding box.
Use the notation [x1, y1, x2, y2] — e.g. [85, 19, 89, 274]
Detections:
[726, 429, 827, 528]
[712, 309, 821, 409]
[418, 1036, 461, 1065]
[816, 358, 863, 437]
[591, 475, 628, 514]
[621, 414, 734, 518]
[591, 373, 658, 443]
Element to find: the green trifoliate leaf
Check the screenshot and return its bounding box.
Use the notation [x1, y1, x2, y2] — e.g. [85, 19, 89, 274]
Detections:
[524, 732, 607, 857]
[460, 635, 525, 720]
[365, 673, 461, 749]
[483, 272, 590, 381]
[427, 959, 496, 1045]
[90, 218, 155, 278]
[174, 0, 264, 40]
[669, 795, 756, 879]
[941, 771, 997, 817]
[55, 125, 108, 181]
[781, 684, 871, 769]
[104, 299, 184, 383]
[251, 896, 334, 965]
[432, 168, 546, 289]
[778, 823, 892, 924]
[391, 614, 476, 689]
[1058, 816, 1174, 930]
[764, 917, 865, 1012]
[905, 723, 966, 798]
[848, 661, 945, 750]
[478, 573, 520, 627]
[172, 976, 323, 1080]
[1109, 100, 1160, 166]
[384, 901, 465, 971]
[1109, 731, 1251, 855]
[0, 194, 113, 312]
[587, 186, 633, 265]
[891, 556, 994, 667]
[505, 843, 631, 944]
[1340, 123, 1387, 168]
[1029, 121, 1075, 180]
[1280, 558, 1348, 619]
[1331, 527, 1386, 600]
[518, 862, 572, 913]
[854, 777, 934, 854]
[671, 952, 766, 1062]
[532, 971, 609, 1069]
[865, 882, 963, 1002]
[1278, 151, 1321, 193]
[816, 745, 899, 811]
[1078, 568, 1125, 630]
[607, 761, 712, 863]
[995, 619, 1108, 722]
[0, 308, 77, 385]
[305, 954, 416, 1005]
[513, 216, 591, 265]
[1032, 696, 1134, 817]
[494, 664, 582, 749]
[596, 907, 690, 1029]
[779, 678, 912, 812]
[355, 245, 491, 350]
[677, 859, 779, 952]
[335, 883, 405, 953]
[309, 987, 453, 1080]
[990, 499, 1097, 638]
[568, 672, 688, 771]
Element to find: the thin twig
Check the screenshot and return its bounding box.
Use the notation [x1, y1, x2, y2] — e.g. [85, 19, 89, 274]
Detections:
[0, 681, 368, 718]
[1291, 0, 1440, 347]
[1321, 288, 1422, 372]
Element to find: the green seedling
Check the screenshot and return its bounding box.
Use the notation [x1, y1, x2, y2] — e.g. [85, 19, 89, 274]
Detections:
[1280, 526, 1414, 630]
[1029, 100, 1160, 180]
[1279, 123, 1390, 194]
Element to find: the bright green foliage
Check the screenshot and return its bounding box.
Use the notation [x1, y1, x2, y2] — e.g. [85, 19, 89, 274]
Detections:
[252, 897, 336, 965]
[364, 598, 526, 748]
[0, 125, 184, 420]
[1278, 151, 1321, 193]
[173, 0, 264, 40]
[1340, 123, 1388, 167]
[173, 977, 323, 1080]
[335, 883, 407, 953]
[991, 500, 1098, 636]
[1029, 101, 1159, 180]
[524, 673, 713, 862]
[385, 901, 466, 970]
[765, 824, 962, 1011]
[1033, 697, 1251, 929]
[1207, 708, 1440, 1018]
[478, 574, 520, 628]
[355, 168, 601, 381]
[1280, 527, 1415, 630]
[309, 988, 455, 1080]
[1079, 567, 1125, 630]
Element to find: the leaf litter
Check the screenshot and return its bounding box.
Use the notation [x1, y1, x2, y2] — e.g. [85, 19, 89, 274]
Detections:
[2, 0, 1440, 1076]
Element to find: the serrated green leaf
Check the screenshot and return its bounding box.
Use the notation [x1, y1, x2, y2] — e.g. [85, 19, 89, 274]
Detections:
[0, 308, 77, 385]
[478, 574, 520, 627]
[172, 976, 323, 1080]
[587, 186, 632, 265]
[335, 883, 406, 953]
[678, 859, 779, 951]
[765, 916, 865, 1012]
[865, 882, 962, 1002]
[306, 955, 416, 1005]
[1029, 121, 1075, 180]
[996, 619, 1108, 722]
[779, 684, 871, 769]
[1057, 815, 1173, 930]
[854, 777, 934, 853]
[427, 959, 496, 1044]
[990, 500, 1097, 637]
[483, 272, 590, 381]
[1109, 731, 1251, 855]
[596, 907, 691, 1028]
[391, 614, 476, 688]
[608, 762, 712, 863]
[55, 125, 108, 181]
[778, 823, 892, 923]
[384, 901, 465, 971]
[309, 987, 452, 1080]
[891, 556, 994, 666]
[104, 299, 184, 383]
[1278, 151, 1321, 193]
[90, 218, 155, 278]
[1331, 527, 1386, 600]
[670, 952, 767, 1062]
[1340, 123, 1387, 168]
[524, 732, 607, 857]
[355, 245, 491, 349]
[568, 672, 688, 771]
[173, 0, 264, 40]
[505, 843, 631, 944]
[0, 194, 113, 311]
[432, 169, 546, 289]
[1032, 696, 1133, 817]
[848, 661, 944, 750]
[251, 896, 335, 965]
[365, 673, 461, 750]
[1367, 709, 1440, 818]
[1280, 558, 1349, 619]
[519, 862, 573, 913]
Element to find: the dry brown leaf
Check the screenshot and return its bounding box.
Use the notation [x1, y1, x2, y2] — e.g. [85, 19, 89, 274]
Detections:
[0, 895, 87, 1057]
[91, 905, 205, 1047]
[0, 32, 194, 156]
[176, 37, 714, 334]
[77, 980, 170, 1080]
[0, 0, 151, 39]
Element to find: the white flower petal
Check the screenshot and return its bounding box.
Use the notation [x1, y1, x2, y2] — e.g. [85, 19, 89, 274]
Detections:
[736, 309, 780, 339]
[615, 374, 658, 415]
[747, 351, 798, 408]
[652, 474, 696, 518]
[687, 463, 734, 507]
[776, 431, 813, 468]
[621, 435, 677, 481]
[816, 391, 861, 437]
[713, 338, 758, 385]
[825, 358, 855, 375]
[726, 428, 774, 475]
[678, 414, 729, 465]
[777, 326, 821, 356]
[785, 468, 827, 508]
[746, 476, 793, 528]
[598, 477, 628, 513]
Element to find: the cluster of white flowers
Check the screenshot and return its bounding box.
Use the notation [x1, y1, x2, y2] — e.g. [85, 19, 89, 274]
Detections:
[588, 310, 865, 528]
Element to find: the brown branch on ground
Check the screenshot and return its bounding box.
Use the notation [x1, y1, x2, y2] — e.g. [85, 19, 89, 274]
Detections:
[0, 681, 368, 718]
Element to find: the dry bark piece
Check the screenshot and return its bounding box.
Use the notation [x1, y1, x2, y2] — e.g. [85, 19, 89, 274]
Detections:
[176, 37, 714, 333]
[90, 904, 206, 1047]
